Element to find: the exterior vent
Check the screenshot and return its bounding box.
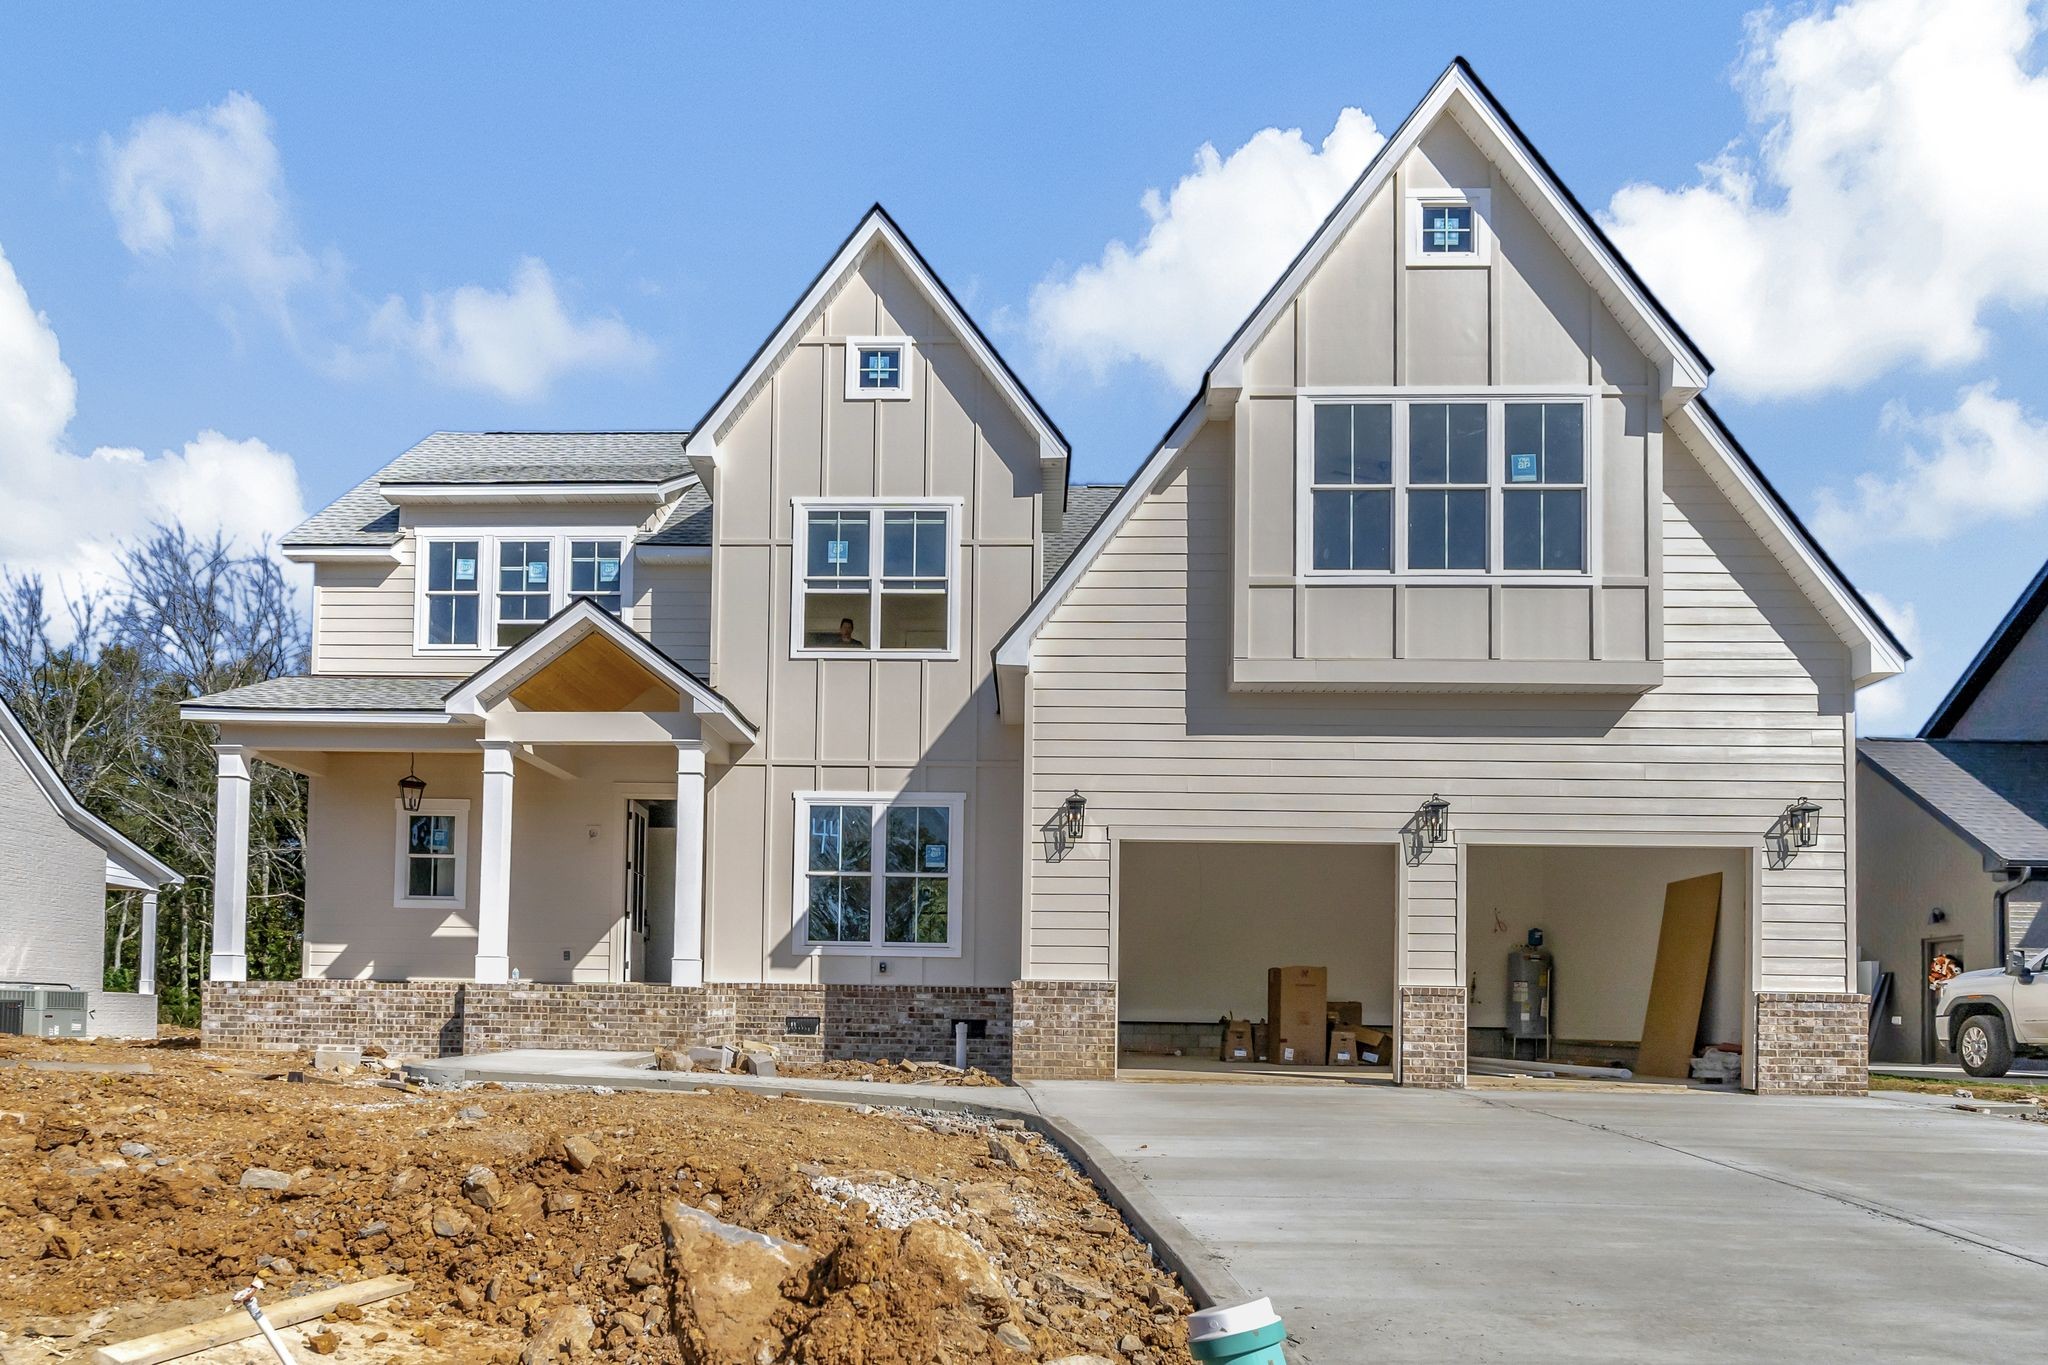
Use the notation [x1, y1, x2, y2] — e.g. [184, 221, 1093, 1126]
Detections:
[0, 999, 23, 1037]
[0, 986, 89, 1037]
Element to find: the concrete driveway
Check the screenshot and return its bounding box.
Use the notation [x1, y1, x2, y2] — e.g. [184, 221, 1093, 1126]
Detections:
[1029, 1081, 2048, 1363]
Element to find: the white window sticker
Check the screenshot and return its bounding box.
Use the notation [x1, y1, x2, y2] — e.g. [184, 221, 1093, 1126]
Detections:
[599, 559, 619, 584]
[526, 560, 548, 584]
[455, 558, 477, 582]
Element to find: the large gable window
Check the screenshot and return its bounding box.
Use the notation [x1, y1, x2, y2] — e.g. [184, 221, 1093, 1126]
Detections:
[794, 501, 958, 657]
[796, 792, 961, 954]
[1299, 392, 1593, 579]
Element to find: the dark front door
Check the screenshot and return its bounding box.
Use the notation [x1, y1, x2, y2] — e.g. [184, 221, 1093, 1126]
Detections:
[1923, 937, 1964, 1063]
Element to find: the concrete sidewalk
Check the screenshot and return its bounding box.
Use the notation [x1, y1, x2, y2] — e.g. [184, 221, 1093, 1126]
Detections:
[1028, 1080, 2048, 1364]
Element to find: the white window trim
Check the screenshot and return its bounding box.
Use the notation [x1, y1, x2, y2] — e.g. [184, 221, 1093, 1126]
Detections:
[1405, 187, 1492, 268]
[792, 790, 965, 957]
[844, 335, 915, 401]
[1292, 387, 1602, 586]
[788, 497, 963, 661]
[393, 798, 469, 909]
[412, 528, 637, 657]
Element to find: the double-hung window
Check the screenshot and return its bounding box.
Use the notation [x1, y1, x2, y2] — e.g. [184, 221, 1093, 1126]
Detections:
[1302, 393, 1591, 578]
[797, 792, 962, 953]
[394, 799, 467, 908]
[423, 540, 481, 647]
[795, 501, 957, 656]
[495, 540, 553, 646]
[1503, 402, 1586, 572]
[569, 539, 624, 613]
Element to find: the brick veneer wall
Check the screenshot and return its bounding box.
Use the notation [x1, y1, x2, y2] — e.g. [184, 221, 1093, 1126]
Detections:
[1011, 980, 1116, 1080]
[461, 983, 717, 1054]
[824, 985, 1014, 1073]
[1397, 984, 1467, 1088]
[202, 980, 464, 1056]
[1754, 992, 1868, 1096]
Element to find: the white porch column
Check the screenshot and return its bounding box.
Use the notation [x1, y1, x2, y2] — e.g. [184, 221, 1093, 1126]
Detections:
[670, 744, 707, 988]
[138, 891, 159, 996]
[475, 740, 516, 984]
[208, 744, 251, 981]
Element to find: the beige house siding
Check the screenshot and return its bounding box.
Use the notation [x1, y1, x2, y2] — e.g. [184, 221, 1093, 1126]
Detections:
[635, 563, 712, 674]
[1855, 763, 2000, 1062]
[1025, 418, 1853, 998]
[703, 247, 1037, 989]
[1945, 609, 2048, 739]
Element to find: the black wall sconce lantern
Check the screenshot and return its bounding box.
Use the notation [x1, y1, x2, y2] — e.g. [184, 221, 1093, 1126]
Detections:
[1041, 791, 1088, 863]
[398, 756, 428, 813]
[1766, 796, 1822, 868]
[1403, 794, 1452, 865]
[1059, 790, 1088, 842]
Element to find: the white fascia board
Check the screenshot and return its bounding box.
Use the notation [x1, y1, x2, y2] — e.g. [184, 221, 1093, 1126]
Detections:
[177, 706, 460, 726]
[282, 544, 402, 565]
[683, 209, 1069, 478]
[1208, 64, 1707, 402]
[1669, 402, 1906, 687]
[632, 545, 712, 563]
[995, 400, 1208, 685]
[379, 481, 680, 506]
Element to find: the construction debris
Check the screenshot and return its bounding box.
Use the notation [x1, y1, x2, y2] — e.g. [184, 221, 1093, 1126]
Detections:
[91, 1274, 411, 1365]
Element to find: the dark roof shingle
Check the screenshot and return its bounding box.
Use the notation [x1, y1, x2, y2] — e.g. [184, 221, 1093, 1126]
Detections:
[184, 676, 455, 712]
[1860, 739, 2048, 864]
[1044, 485, 1122, 587]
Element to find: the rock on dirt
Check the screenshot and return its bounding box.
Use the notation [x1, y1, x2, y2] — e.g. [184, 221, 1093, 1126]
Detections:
[238, 1166, 290, 1190]
[520, 1303, 596, 1363]
[561, 1134, 600, 1173]
[661, 1200, 813, 1360]
[987, 1131, 1030, 1170]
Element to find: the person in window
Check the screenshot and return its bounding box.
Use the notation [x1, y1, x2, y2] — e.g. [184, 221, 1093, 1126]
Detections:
[832, 617, 864, 648]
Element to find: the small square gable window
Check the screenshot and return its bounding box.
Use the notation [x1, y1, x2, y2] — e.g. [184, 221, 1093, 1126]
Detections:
[846, 336, 913, 400]
[1408, 190, 1490, 266]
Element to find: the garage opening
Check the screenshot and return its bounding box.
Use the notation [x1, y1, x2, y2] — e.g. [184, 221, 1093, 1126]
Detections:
[1466, 845, 1748, 1086]
[1116, 841, 1398, 1080]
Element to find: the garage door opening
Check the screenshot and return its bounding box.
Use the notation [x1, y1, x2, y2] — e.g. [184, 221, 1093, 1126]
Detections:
[1466, 845, 1748, 1086]
[1116, 840, 1397, 1081]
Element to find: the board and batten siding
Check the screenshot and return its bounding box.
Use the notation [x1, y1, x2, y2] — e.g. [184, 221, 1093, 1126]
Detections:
[702, 245, 1037, 990]
[1024, 419, 1853, 996]
[309, 544, 712, 677]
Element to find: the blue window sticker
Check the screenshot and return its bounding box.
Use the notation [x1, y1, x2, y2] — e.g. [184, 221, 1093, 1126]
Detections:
[827, 539, 849, 566]
[923, 842, 946, 869]
[455, 558, 476, 582]
[526, 560, 548, 584]
[1509, 452, 1540, 483]
[598, 559, 619, 584]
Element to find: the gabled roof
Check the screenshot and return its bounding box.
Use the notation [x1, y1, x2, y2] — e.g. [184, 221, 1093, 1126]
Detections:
[1207, 58, 1710, 400]
[1043, 485, 1122, 588]
[1923, 557, 2048, 738]
[0, 700, 181, 890]
[1861, 739, 2048, 867]
[995, 60, 1903, 700]
[283, 432, 695, 551]
[442, 599, 757, 744]
[682, 205, 1070, 506]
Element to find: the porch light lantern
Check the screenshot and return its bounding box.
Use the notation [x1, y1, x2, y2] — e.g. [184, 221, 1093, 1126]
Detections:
[1058, 790, 1088, 843]
[1784, 796, 1822, 849]
[398, 756, 428, 813]
[1418, 794, 1452, 847]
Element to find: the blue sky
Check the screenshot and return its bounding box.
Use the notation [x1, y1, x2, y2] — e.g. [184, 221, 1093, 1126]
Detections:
[1, 1, 2044, 732]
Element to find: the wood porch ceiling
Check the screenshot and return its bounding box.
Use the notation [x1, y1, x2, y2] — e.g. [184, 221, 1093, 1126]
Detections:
[508, 632, 679, 712]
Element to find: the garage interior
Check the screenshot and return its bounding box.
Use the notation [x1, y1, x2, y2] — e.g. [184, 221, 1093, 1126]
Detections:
[1116, 840, 1398, 1079]
[1465, 845, 1748, 1083]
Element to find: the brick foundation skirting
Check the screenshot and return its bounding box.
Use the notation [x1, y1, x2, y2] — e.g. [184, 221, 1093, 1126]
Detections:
[1397, 984, 1467, 1088]
[1754, 992, 1868, 1096]
[1011, 980, 1116, 1080]
[203, 979, 1018, 1076]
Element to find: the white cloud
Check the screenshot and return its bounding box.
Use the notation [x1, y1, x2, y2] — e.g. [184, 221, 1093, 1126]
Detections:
[101, 93, 650, 399]
[1603, 0, 2048, 398]
[1855, 591, 1922, 733]
[1814, 383, 2048, 546]
[369, 258, 654, 402]
[1025, 108, 1385, 390]
[101, 91, 330, 330]
[0, 241, 305, 601]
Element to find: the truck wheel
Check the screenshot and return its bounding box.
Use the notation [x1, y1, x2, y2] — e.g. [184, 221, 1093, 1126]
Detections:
[1957, 1015, 2014, 1078]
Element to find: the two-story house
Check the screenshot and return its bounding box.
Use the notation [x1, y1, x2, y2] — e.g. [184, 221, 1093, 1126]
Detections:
[187, 61, 1905, 1090]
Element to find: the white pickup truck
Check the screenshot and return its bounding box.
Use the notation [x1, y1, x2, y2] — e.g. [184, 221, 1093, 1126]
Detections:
[1936, 949, 2048, 1077]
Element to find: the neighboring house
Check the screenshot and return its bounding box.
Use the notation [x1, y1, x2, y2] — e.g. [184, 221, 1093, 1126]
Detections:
[1859, 558, 2048, 1063]
[0, 700, 182, 1038]
[185, 61, 1904, 1091]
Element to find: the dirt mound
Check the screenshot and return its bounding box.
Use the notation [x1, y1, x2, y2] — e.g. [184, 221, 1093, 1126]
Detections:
[0, 1038, 1191, 1363]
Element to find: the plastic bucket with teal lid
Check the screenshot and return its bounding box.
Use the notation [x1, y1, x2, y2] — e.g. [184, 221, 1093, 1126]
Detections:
[1187, 1296, 1287, 1363]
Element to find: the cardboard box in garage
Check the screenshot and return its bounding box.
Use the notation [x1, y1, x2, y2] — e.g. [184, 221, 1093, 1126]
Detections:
[1354, 1026, 1390, 1065]
[1328, 1000, 1364, 1029]
[1328, 1027, 1360, 1065]
[1219, 1018, 1255, 1062]
[1268, 966, 1328, 1065]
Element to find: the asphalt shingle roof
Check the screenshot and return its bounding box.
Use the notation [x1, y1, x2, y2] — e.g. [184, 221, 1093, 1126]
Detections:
[1044, 485, 1122, 587]
[184, 676, 455, 712]
[640, 484, 714, 547]
[283, 432, 692, 548]
[1860, 739, 2048, 865]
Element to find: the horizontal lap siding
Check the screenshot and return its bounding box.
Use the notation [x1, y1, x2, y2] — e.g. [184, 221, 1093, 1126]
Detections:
[312, 552, 424, 675]
[1027, 428, 1850, 994]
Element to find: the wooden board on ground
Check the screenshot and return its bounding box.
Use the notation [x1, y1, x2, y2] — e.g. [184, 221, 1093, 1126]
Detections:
[1636, 872, 1722, 1079]
[92, 1275, 412, 1365]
